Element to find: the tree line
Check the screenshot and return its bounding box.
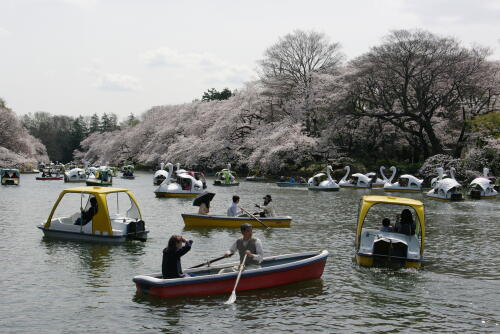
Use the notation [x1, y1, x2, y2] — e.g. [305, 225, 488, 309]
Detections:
[21, 112, 139, 163]
[35, 29, 500, 177]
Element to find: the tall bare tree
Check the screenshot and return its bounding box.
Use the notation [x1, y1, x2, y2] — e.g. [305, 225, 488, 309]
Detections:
[259, 30, 343, 136]
[344, 29, 499, 158]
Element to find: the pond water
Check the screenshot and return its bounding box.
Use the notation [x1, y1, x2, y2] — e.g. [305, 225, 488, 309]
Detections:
[0, 172, 499, 333]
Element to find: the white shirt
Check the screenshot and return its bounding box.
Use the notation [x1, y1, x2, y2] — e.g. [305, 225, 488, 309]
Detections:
[227, 202, 239, 217]
[226, 238, 263, 263]
[260, 201, 276, 217]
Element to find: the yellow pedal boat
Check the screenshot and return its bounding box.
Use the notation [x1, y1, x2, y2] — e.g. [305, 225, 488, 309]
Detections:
[355, 195, 425, 269]
[181, 214, 292, 228]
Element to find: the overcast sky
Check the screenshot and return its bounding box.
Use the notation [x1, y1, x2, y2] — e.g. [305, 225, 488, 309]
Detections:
[1, 0, 499, 120]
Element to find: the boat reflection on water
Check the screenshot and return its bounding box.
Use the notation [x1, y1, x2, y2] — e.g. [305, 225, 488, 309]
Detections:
[40, 238, 146, 287]
[133, 277, 325, 306]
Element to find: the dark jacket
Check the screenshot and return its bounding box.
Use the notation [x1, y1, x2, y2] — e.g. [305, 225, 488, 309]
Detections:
[162, 240, 193, 279]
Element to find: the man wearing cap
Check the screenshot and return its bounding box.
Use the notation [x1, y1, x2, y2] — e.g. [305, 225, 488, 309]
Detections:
[222, 223, 263, 271]
[255, 194, 276, 217]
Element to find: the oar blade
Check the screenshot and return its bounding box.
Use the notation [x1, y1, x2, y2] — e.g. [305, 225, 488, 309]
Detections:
[224, 291, 236, 305]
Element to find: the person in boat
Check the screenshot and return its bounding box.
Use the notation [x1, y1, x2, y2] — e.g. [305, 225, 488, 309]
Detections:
[162, 235, 193, 279]
[255, 194, 276, 217]
[74, 196, 98, 226]
[198, 197, 210, 215]
[394, 209, 416, 235]
[221, 223, 263, 272]
[298, 176, 306, 184]
[380, 218, 393, 232]
[289, 176, 296, 183]
[227, 195, 242, 217]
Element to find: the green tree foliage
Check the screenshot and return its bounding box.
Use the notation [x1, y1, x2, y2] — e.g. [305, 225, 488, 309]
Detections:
[89, 113, 100, 133]
[469, 112, 500, 139]
[22, 111, 122, 163]
[202, 88, 233, 101]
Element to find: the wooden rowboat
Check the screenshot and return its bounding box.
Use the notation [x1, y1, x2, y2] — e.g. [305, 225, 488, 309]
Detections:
[181, 213, 292, 228]
[133, 250, 328, 298]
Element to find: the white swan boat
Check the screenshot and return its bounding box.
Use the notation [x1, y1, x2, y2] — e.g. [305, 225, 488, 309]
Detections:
[155, 163, 206, 198]
[365, 167, 390, 188]
[383, 166, 423, 193]
[64, 168, 87, 183]
[426, 167, 463, 201]
[338, 166, 371, 189]
[468, 168, 497, 199]
[153, 163, 169, 185]
[308, 165, 340, 191]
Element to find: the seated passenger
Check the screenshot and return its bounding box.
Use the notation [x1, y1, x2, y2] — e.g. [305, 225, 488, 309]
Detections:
[227, 195, 241, 217]
[162, 235, 193, 279]
[394, 209, 416, 235]
[74, 197, 98, 225]
[380, 218, 393, 232]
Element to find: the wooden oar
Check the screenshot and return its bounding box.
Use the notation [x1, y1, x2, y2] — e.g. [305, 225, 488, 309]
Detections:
[239, 207, 269, 229]
[189, 255, 226, 269]
[224, 253, 247, 305]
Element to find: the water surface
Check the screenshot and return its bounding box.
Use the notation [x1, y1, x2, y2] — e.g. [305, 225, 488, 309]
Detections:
[0, 172, 499, 333]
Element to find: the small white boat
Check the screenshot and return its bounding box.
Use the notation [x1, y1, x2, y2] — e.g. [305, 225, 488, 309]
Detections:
[37, 186, 148, 243]
[365, 166, 391, 188]
[1, 168, 20, 185]
[86, 167, 113, 186]
[64, 168, 87, 183]
[214, 163, 239, 186]
[426, 167, 463, 201]
[468, 168, 497, 199]
[338, 166, 371, 189]
[155, 163, 206, 197]
[308, 165, 340, 191]
[383, 166, 423, 193]
[153, 163, 169, 185]
[121, 165, 135, 179]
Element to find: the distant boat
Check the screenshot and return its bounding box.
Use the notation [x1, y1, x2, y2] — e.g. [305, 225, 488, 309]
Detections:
[468, 168, 497, 199]
[338, 166, 371, 189]
[1, 168, 20, 185]
[307, 165, 340, 191]
[426, 167, 463, 201]
[213, 163, 239, 186]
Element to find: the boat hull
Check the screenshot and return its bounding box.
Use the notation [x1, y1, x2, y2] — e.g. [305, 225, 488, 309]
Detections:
[134, 250, 328, 298]
[38, 226, 148, 243]
[276, 182, 308, 187]
[384, 188, 422, 193]
[356, 253, 422, 269]
[1, 179, 19, 185]
[182, 214, 292, 228]
[121, 176, 135, 179]
[155, 192, 199, 198]
[339, 185, 370, 189]
[36, 177, 63, 180]
[308, 187, 339, 191]
[213, 181, 239, 186]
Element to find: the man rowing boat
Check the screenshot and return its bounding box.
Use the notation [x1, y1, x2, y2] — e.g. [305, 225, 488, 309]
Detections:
[220, 223, 263, 273]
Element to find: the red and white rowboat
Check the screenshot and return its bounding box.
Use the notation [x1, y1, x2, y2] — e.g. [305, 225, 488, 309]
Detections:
[133, 250, 328, 298]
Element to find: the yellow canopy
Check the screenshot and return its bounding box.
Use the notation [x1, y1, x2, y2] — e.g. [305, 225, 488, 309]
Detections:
[44, 186, 141, 236]
[356, 195, 425, 255]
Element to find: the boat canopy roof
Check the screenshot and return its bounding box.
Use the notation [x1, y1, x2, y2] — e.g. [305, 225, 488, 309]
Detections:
[62, 186, 130, 194]
[1, 168, 20, 174]
[437, 178, 461, 193]
[470, 177, 492, 190]
[356, 195, 425, 253]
